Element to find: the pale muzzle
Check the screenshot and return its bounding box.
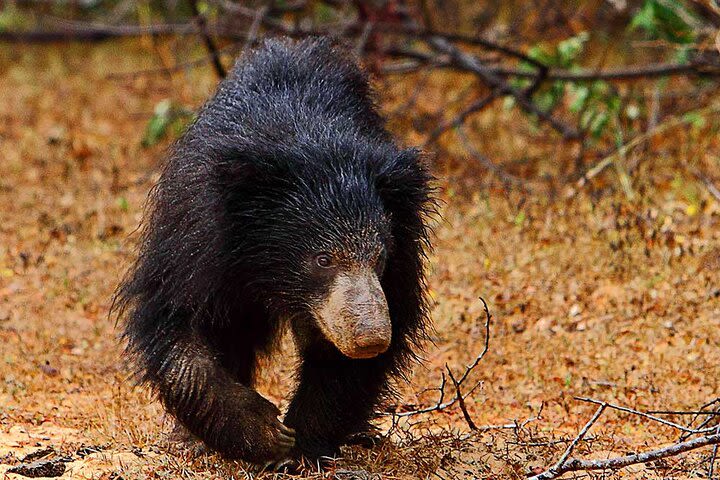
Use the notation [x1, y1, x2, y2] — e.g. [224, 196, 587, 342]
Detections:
[313, 269, 391, 359]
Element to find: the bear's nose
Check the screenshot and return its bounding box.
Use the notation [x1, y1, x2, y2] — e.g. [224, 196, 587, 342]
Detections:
[352, 301, 391, 359]
[353, 333, 391, 358]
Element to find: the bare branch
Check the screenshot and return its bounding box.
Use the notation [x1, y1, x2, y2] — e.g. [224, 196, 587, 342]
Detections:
[692, 168, 720, 203]
[530, 403, 608, 480]
[446, 366, 477, 431]
[424, 91, 500, 146]
[106, 42, 240, 79]
[427, 36, 581, 140]
[530, 432, 720, 480]
[457, 297, 492, 386]
[710, 425, 720, 479]
[531, 398, 720, 480]
[556, 404, 607, 468]
[241, 5, 269, 54]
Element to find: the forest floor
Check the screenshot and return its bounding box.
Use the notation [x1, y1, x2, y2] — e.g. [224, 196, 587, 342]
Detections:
[1, 42, 719, 480]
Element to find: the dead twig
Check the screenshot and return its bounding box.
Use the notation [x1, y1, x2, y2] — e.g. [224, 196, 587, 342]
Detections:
[424, 91, 500, 146]
[691, 167, 720, 203]
[574, 102, 720, 190]
[392, 297, 491, 418]
[465, 61, 720, 82]
[446, 366, 477, 430]
[241, 5, 269, 54]
[531, 403, 607, 480]
[531, 397, 720, 480]
[710, 425, 720, 479]
[106, 42, 240, 79]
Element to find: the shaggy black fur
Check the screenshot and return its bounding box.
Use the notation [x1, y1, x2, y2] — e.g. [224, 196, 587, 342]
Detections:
[114, 37, 434, 464]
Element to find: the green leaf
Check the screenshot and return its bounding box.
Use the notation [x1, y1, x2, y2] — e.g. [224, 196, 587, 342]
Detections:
[630, 0, 696, 44]
[557, 32, 589, 67]
[682, 111, 706, 129]
[569, 85, 590, 113]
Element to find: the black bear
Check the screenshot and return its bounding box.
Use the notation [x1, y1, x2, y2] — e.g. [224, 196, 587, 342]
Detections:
[114, 37, 434, 465]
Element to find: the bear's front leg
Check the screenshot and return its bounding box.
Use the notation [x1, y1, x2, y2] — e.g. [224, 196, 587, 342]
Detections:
[143, 330, 295, 464]
[283, 348, 391, 461]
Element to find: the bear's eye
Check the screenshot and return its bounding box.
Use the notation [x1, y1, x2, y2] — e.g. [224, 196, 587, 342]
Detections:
[315, 253, 334, 268]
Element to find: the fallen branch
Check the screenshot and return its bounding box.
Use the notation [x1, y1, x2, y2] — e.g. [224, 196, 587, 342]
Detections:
[532, 403, 607, 480]
[530, 397, 720, 480]
[530, 432, 720, 480]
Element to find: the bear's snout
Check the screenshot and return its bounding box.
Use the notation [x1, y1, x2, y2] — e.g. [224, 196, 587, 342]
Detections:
[315, 269, 392, 359]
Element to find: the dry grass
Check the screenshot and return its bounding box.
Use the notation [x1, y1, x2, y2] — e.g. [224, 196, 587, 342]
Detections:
[1, 41, 719, 479]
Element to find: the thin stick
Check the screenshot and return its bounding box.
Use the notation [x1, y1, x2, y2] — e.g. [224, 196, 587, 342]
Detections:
[709, 425, 720, 479]
[550, 403, 608, 472]
[106, 42, 240, 79]
[692, 168, 720, 203]
[424, 91, 499, 146]
[576, 102, 720, 188]
[446, 366, 477, 430]
[241, 5, 269, 54]
[576, 397, 719, 435]
[188, 0, 226, 78]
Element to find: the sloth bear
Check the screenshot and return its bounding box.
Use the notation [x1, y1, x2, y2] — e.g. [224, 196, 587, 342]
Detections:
[114, 37, 434, 465]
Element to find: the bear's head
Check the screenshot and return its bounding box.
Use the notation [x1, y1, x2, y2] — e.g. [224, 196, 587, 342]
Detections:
[223, 146, 409, 359]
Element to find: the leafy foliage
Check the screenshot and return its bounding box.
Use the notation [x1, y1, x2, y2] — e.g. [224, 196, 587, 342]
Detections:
[508, 32, 622, 140]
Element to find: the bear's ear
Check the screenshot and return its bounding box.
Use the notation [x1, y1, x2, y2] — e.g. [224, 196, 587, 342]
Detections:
[375, 148, 434, 217]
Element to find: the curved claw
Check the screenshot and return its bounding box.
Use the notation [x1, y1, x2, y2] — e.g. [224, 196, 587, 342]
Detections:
[262, 457, 298, 473]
